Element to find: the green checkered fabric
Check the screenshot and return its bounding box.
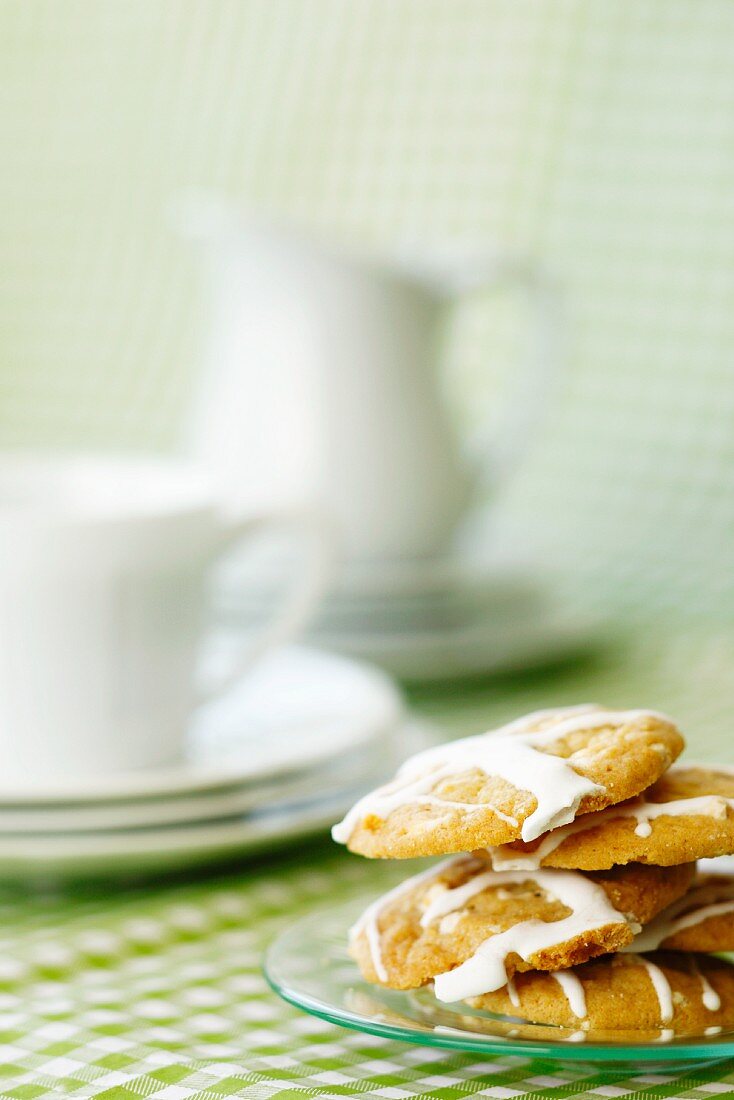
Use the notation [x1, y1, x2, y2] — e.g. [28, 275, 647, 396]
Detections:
[0, 835, 731, 1100]
[3, 2, 734, 1096]
[0, 628, 726, 1100]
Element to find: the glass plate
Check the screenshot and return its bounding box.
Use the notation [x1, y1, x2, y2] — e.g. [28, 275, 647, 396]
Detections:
[264, 899, 734, 1067]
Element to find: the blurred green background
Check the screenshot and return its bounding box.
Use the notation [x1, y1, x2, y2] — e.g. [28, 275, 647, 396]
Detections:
[2, 13, 734, 1098]
[1, 0, 733, 740]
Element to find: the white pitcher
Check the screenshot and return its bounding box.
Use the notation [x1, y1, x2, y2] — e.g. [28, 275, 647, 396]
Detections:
[176, 197, 560, 565]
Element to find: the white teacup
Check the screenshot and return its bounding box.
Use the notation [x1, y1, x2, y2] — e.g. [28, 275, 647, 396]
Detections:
[0, 454, 331, 781]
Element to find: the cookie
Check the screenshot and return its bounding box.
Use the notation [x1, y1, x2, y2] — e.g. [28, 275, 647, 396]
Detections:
[489, 765, 734, 872]
[333, 706, 685, 859]
[471, 951, 734, 1034]
[630, 873, 734, 953]
[350, 852, 694, 1000]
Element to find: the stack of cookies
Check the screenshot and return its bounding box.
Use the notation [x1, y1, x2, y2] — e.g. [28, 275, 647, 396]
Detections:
[332, 705, 734, 1037]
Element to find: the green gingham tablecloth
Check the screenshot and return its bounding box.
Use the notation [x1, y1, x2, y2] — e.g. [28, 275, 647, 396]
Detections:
[1, 622, 734, 1100]
[1, 846, 733, 1100]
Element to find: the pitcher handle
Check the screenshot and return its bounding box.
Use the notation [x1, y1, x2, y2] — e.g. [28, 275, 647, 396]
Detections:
[196, 508, 334, 704]
[453, 258, 563, 489]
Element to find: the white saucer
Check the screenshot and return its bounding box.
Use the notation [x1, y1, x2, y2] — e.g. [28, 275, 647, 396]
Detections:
[0, 647, 403, 803]
[0, 788, 353, 879]
[217, 548, 495, 605]
[313, 603, 599, 682]
[219, 557, 596, 683]
[0, 736, 390, 832]
[0, 721, 436, 878]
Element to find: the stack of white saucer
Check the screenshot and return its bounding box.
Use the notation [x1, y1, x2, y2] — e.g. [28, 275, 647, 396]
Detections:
[218, 554, 596, 683]
[0, 647, 428, 881]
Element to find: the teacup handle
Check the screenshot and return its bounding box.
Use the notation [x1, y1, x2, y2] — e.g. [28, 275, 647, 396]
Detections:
[196, 508, 334, 704]
[451, 258, 562, 489]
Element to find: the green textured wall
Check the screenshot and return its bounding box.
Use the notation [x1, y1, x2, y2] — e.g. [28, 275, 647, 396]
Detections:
[1, 1, 733, 615]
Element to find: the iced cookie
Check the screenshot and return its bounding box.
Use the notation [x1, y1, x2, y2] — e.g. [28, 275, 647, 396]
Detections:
[471, 951, 734, 1034]
[629, 873, 734, 953]
[350, 852, 694, 1000]
[489, 765, 734, 872]
[333, 706, 685, 859]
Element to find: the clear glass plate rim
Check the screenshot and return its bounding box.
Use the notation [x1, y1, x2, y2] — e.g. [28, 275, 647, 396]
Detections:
[263, 898, 734, 1063]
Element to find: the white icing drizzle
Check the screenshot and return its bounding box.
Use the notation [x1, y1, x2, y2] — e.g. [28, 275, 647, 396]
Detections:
[431, 867, 628, 1002]
[551, 970, 588, 1019]
[334, 706, 669, 846]
[439, 912, 463, 935]
[623, 875, 734, 953]
[490, 813, 613, 871]
[639, 898, 734, 950]
[489, 792, 733, 871]
[419, 868, 498, 927]
[636, 957, 674, 1022]
[506, 975, 520, 1008]
[568, 1031, 586, 1042]
[657, 1028, 674, 1043]
[354, 857, 632, 1002]
[349, 859, 454, 982]
[690, 957, 721, 1012]
[705, 1025, 722, 1036]
[630, 794, 733, 836]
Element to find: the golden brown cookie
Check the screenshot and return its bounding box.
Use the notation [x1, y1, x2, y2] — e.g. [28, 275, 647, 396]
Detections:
[489, 765, 734, 871]
[350, 852, 694, 1000]
[471, 951, 734, 1035]
[630, 873, 734, 953]
[333, 706, 685, 859]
